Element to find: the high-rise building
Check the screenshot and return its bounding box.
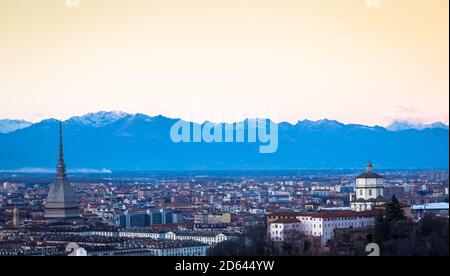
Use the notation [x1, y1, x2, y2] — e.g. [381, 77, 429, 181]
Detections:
[115, 209, 181, 228]
[44, 122, 80, 222]
[350, 161, 388, 212]
[150, 209, 175, 225]
[117, 212, 150, 228]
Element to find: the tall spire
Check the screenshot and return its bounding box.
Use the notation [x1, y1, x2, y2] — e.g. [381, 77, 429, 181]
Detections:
[56, 121, 67, 179]
[45, 120, 80, 222]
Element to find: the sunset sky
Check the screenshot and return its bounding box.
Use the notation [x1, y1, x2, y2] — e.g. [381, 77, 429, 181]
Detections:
[0, 0, 448, 125]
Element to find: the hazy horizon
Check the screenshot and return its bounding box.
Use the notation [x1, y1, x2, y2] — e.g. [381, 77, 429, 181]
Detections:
[1, 110, 449, 127]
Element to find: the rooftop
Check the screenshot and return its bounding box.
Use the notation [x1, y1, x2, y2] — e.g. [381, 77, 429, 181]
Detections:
[356, 161, 383, 179]
[412, 202, 449, 210]
[270, 218, 300, 224]
[268, 210, 381, 219]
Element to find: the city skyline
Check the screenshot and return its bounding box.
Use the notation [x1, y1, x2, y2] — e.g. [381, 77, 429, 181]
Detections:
[0, 0, 448, 125]
[0, 106, 448, 258]
[0, 0, 448, 260]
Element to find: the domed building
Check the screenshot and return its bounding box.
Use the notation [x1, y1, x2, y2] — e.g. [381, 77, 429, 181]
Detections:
[350, 161, 388, 212]
[44, 122, 80, 222]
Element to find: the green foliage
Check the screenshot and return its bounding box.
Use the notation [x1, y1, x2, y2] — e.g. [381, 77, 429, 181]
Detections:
[207, 223, 312, 256]
[207, 224, 273, 256]
[374, 213, 391, 242]
[373, 196, 449, 256]
[384, 195, 406, 222]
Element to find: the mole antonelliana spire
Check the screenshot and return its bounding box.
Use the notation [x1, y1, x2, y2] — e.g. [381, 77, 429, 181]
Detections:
[44, 122, 80, 222]
[56, 121, 68, 181]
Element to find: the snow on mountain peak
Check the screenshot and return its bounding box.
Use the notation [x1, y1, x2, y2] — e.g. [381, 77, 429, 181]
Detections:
[387, 120, 449, 131]
[0, 119, 32, 133]
[67, 111, 130, 127]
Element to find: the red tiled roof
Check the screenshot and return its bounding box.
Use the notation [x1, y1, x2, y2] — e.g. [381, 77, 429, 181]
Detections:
[268, 210, 381, 219]
[267, 211, 300, 217]
[310, 210, 381, 218]
[270, 218, 301, 224]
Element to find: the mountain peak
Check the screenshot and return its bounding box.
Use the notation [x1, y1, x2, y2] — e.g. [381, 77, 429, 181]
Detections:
[386, 120, 449, 131]
[0, 113, 448, 170]
[67, 111, 130, 127]
[428, 122, 449, 129]
[295, 119, 344, 128]
[316, 119, 343, 126]
[0, 119, 32, 133]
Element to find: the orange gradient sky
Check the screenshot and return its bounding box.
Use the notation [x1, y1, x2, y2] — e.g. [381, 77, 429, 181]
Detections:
[0, 0, 448, 125]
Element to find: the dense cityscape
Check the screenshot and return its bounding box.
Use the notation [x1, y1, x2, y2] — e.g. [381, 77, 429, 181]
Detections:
[0, 0, 448, 263]
[0, 125, 448, 256]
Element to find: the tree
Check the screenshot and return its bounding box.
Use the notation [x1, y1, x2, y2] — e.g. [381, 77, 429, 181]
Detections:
[415, 214, 449, 256]
[384, 195, 405, 222]
[280, 229, 304, 256]
[373, 197, 449, 256]
[207, 224, 276, 256]
[374, 213, 391, 243]
[207, 239, 246, 256]
[374, 195, 406, 244]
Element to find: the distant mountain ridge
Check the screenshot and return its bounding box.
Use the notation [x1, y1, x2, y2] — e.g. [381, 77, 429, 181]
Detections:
[66, 111, 129, 127]
[0, 112, 448, 170]
[0, 119, 32, 134]
[386, 120, 449, 131]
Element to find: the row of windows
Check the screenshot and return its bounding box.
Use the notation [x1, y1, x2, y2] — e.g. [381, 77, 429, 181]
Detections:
[272, 224, 300, 229]
[324, 222, 369, 228]
[272, 220, 371, 230]
[358, 189, 380, 196]
[271, 230, 318, 236]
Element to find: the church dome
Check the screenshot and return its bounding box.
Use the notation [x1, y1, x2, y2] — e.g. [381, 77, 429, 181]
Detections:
[356, 161, 383, 179]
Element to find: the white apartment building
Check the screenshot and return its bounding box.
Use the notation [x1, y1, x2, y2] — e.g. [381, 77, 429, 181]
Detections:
[268, 210, 378, 246]
[269, 218, 301, 242]
[61, 229, 235, 246]
[88, 243, 209, 256]
[147, 244, 208, 256]
[165, 231, 237, 245]
[118, 231, 164, 239]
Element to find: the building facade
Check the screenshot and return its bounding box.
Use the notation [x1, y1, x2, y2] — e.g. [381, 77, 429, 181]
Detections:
[267, 210, 378, 246]
[165, 231, 237, 245]
[269, 218, 301, 242]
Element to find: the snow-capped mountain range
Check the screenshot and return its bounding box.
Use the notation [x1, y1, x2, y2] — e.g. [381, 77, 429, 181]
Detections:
[1, 112, 448, 133]
[65, 111, 129, 127]
[386, 120, 449, 131]
[0, 119, 32, 134]
[0, 111, 448, 170]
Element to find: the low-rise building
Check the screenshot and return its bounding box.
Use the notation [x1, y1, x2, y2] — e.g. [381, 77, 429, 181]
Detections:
[411, 202, 449, 219]
[269, 218, 301, 242]
[165, 231, 238, 245]
[267, 210, 379, 246]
